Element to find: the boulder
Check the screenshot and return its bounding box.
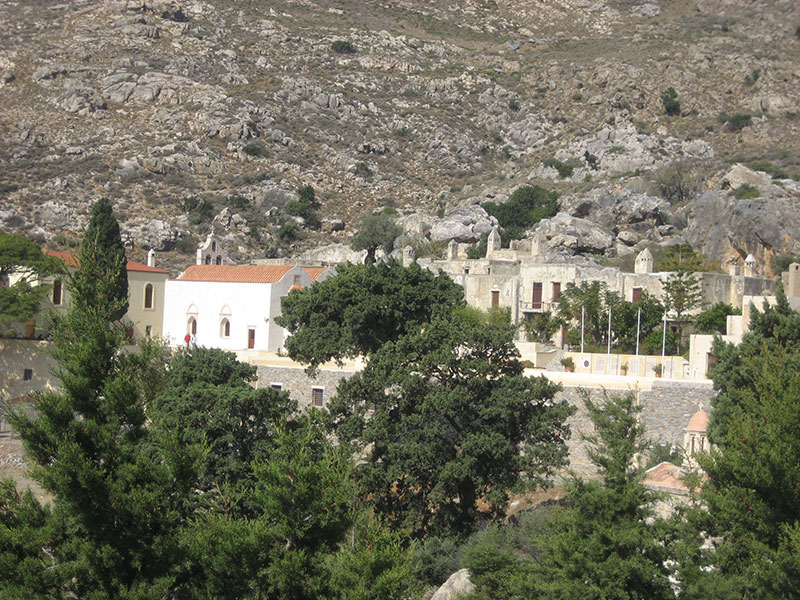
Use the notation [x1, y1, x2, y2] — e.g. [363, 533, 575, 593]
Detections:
[429, 205, 498, 243]
[722, 164, 772, 190]
[125, 219, 178, 251]
[534, 212, 615, 255]
[430, 569, 474, 600]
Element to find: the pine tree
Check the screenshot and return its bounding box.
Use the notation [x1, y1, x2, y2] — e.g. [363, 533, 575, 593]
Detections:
[692, 347, 800, 597]
[74, 197, 129, 321]
[8, 204, 200, 597]
[533, 393, 674, 599]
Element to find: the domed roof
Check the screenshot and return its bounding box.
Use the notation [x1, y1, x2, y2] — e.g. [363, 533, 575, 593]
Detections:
[685, 409, 709, 432]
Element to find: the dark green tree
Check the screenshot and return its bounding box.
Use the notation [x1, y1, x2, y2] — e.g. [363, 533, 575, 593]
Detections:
[707, 284, 800, 444]
[521, 311, 561, 344]
[277, 260, 465, 370]
[609, 292, 665, 354]
[327, 307, 574, 540]
[349, 210, 402, 264]
[656, 243, 714, 273]
[533, 392, 674, 599]
[0, 233, 61, 328]
[663, 269, 703, 331]
[694, 302, 740, 335]
[481, 185, 558, 243]
[74, 198, 129, 321]
[692, 351, 800, 598]
[148, 347, 296, 510]
[0, 480, 59, 599]
[8, 230, 201, 597]
[182, 413, 355, 599]
[558, 281, 619, 346]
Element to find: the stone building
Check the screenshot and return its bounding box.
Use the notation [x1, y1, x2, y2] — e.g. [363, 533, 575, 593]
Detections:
[419, 230, 775, 341]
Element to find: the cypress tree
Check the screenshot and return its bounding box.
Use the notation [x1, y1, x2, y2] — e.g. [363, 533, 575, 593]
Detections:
[74, 197, 129, 321]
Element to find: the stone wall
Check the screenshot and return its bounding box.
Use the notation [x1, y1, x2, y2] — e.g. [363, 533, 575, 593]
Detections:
[255, 364, 355, 410]
[255, 362, 717, 480]
[556, 381, 717, 477]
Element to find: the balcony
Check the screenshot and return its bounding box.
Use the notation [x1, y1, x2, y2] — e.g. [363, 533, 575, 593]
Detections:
[520, 300, 559, 314]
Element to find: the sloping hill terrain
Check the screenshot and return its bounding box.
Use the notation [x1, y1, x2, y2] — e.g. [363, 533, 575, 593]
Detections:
[0, 0, 798, 272]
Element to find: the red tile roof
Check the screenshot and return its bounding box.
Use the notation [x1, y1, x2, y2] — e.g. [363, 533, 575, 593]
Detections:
[45, 250, 168, 274]
[177, 264, 295, 283]
[304, 267, 327, 281]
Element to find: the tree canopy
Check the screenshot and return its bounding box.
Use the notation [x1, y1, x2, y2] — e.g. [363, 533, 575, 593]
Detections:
[532, 392, 674, 599]
[73, 197, 129, 321]
[707, 284, 800, 444]
[349, 210, 402, 264]
[695, 352, 800, 598]
[326, 307, 574, 540]
[277, 260, 465, 370]
[0, 232, 62, 329]
[481, 185, 558, 244]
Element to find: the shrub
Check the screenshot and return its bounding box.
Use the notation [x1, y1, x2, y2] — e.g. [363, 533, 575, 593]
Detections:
[655, 161, 699, 204]
[331, 40, 356, 54]
[481, 185, 559, 246]
[354, 161, 372, 178]
[182, 196, 215, 225]
[242, 143, 265, 157]
[724, 113, 752, 132]
[543, 157, 579, 178]
[661, 87, 681, 116]
[277, 220, 299, 241]
[746, 160, 789, 179]
[732, 184, 760, 199]
[770, 253, 800, 275]
[175, 235, 197, 254]
[467, 232, 488, 259]
[583, 151, 599, 170]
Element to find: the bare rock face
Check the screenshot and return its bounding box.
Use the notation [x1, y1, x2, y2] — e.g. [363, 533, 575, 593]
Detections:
[1, 0, 799, 266]
[684, 190, 800, 272]
[430, 569, 474, 600]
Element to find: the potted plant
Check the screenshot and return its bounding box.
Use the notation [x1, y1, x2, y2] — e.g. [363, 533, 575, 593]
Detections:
[620, 361, 629, 376]
[652, 363, 663, 378]
[561, 356, 575, 373]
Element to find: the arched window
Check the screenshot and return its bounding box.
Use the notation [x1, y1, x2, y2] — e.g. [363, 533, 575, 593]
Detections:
[205, 255, 211, 265]
[212, 241, 217, 251]
[215, 256, 222, 265]
[220, 318, 230, 338]
[53, 280, 63, 305]
[187, 316, 197, 335]
[144, 283, 154, 309]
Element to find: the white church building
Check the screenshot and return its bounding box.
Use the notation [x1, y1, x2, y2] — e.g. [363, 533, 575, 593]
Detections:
[162, 235, 330, 352]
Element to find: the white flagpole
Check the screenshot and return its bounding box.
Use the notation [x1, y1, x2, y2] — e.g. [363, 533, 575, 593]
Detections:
[635, 307, 641, 357]
[606, 307, 613, 375]
[581, 305, 585, 355]
[661, 310, 667, 376]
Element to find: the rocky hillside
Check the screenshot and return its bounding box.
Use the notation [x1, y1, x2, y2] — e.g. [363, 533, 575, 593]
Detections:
[1, 0, 799, 273]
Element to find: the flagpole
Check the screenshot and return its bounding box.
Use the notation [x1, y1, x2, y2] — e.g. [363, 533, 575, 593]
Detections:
[661, 310, 667, 377]
[606, 307, 611, 374]
[581, 305, 585, 355]
[635, 307, 641, 357]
